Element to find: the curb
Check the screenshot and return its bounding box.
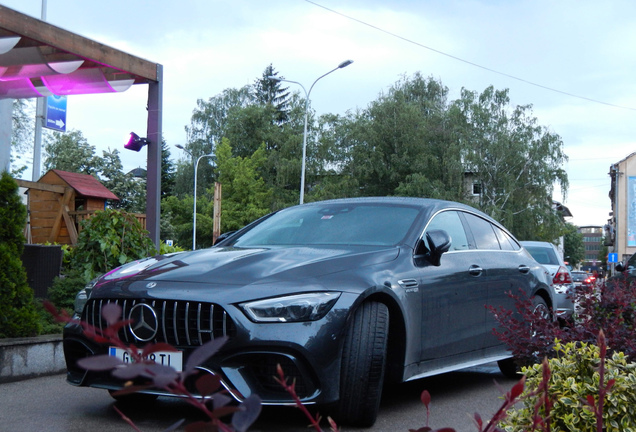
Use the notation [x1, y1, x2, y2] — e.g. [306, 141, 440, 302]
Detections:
[0, 335, 66, 383]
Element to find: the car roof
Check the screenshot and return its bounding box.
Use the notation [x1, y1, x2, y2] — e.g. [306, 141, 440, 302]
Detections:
[519, 240, 558, 248]
[299, 196, 494, 220]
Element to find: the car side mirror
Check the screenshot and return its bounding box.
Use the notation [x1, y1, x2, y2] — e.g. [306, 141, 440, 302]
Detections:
[615, 261, 625, 272]
[416, 229, 451, 266]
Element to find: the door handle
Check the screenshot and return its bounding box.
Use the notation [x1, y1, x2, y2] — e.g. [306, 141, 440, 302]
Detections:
[469, 265, 483, 276]
[518, 265, 530, 274]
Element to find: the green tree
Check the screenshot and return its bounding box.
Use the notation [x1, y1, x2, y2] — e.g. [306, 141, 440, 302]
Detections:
[254, 64, 290, 124]
[563, 223, 585, 267]
[100, 148, 146, 213]
[185, 85, 253, 156]
[452, 86, 569, 240]
[597, 237, 609, 271]
[302, 112, 360, 201]
[214, 138, 272, 232]
[161, 195, 197, 249]
[43, 129, 102, 176]
[11, 99, 35, 177]
[224, 104, 280, 157]
[330, 74, 464, 200]
[161, 140, 176, 198]
[0, 172, 40, 337]
[175, 87, 253, 198]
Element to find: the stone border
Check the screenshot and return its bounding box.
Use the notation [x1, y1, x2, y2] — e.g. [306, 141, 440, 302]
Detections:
[0, 335, 65, 383]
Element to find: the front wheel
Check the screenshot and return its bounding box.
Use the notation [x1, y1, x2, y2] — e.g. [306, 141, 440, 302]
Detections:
[108, 390, 158, 405]
[497, 357, 520, 378]
[333, 301, 389, 427]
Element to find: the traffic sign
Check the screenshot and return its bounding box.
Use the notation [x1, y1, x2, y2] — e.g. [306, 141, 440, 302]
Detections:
[608, 253, 618, 263]
[44, 95, 67, 132]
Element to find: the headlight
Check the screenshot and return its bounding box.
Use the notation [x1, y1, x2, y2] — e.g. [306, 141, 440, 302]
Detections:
[73, 289, 88, 315]
[73, 278, 99, 315]
[240, 292, 341, 323]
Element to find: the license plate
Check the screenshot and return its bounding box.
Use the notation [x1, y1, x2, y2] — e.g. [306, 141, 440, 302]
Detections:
[109, 347, 183, 372]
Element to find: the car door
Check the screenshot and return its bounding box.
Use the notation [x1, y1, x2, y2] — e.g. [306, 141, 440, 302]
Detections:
[461, 212, 530, 348]
[418, 210, 490, 359]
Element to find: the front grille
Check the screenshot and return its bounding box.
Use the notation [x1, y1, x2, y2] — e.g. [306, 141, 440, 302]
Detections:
[82, 298, 236, 347]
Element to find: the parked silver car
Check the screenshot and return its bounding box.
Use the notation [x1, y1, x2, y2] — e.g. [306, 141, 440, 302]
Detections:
[520, 241, 575, 320]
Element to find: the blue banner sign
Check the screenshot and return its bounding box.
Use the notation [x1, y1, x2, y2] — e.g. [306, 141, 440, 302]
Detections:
[44, 95, 67, 132]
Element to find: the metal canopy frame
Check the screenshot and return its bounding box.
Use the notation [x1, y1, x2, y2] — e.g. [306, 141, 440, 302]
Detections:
[0, 5, 162, 246]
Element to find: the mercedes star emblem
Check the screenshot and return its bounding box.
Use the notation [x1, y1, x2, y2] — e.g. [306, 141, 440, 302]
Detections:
[128, 303, 159, 342]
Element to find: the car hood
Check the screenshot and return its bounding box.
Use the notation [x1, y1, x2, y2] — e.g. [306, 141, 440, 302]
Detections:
[98, 245, 401, 288]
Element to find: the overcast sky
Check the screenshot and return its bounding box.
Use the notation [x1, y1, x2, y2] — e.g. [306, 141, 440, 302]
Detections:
[5, 0, 636, 228]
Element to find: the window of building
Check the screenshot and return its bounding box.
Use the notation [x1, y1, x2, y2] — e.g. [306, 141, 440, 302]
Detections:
[472, 182, 482, 196]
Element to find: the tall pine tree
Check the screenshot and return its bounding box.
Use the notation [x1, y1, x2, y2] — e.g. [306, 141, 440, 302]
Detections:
[254, 64, 290, 124]
[0, 172, 40, 337]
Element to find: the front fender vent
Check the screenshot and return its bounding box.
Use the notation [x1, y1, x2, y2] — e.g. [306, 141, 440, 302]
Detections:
[398, 279, 418, 288]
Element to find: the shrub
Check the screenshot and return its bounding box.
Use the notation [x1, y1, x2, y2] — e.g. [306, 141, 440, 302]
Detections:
[500, 338, 636, 431]
[48, 270, 87, 311]
[159, 241, 185, 255]
[489, 275, 636, 369]
[35, 300, 65, 334]
[70, 209, 157, 281]
[0, 171, 40, 337]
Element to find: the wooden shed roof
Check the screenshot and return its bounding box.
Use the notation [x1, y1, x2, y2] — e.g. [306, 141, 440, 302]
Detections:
[47, 169, 119, 201]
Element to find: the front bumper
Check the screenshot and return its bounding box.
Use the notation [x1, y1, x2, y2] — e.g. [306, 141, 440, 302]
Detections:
[63, 292, 357, 405]
[554, 283, 575, 319]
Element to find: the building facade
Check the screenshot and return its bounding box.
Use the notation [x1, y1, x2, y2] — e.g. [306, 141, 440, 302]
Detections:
[577, 225, 603, 272]
[608, 152, 636, 266]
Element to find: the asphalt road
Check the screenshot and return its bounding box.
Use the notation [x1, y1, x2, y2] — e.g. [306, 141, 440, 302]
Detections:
[0, 363, 518, 432]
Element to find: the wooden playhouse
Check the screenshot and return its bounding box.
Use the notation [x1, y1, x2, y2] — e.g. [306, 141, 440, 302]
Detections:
[17, 169, 120, 245]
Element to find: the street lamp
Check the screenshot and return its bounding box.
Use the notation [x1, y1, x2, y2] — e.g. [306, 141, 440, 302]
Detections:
[176, 144, 215, 250]
[268, 59, 353, 204]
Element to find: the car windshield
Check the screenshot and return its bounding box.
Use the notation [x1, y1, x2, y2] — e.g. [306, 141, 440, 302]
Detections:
[524, 245, 560, 266]
[232, 203, 421, 247]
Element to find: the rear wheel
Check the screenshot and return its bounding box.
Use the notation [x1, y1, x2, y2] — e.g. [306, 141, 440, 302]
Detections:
[498, 296, 550, 378]
[532, 296, 551, 321]
[333, 301, 389, 427]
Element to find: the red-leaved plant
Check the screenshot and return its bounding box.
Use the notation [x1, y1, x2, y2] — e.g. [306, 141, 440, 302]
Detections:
[45, 301, 261, 432]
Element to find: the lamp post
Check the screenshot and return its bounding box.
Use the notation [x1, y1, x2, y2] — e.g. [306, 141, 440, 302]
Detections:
[269, 60, 353, 204]
[176, 144, 215, 250]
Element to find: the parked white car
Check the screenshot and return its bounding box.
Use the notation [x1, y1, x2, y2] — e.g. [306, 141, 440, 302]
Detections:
[520, 241, 575, 321]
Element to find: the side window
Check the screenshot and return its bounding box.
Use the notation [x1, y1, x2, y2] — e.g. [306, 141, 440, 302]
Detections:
[425, 211, 469, 251]
[463, 213, 501, 250]
[493, 225, 519, 251]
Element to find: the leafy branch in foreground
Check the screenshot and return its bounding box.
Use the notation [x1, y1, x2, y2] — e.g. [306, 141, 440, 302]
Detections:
[412, 331, 623, 432]
[45, 301, 261, 432]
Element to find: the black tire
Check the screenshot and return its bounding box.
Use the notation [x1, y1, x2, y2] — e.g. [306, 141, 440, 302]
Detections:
[334, 301, 389, 427]
[497, 358, 521, 379]
[532, 296, 551, 321]
[498, 296, 550, 379]
[108, 390, 158, 405]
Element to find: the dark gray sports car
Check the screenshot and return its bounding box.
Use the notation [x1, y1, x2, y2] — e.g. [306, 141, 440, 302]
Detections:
[63, 197, 554, 426]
